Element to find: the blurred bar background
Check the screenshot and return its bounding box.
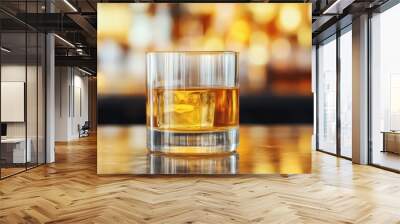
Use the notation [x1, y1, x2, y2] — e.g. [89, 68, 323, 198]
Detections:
[97, 3, 312, 124]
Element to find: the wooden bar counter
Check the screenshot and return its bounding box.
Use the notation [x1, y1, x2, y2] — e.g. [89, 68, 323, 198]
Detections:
[97, 125, 312, 175]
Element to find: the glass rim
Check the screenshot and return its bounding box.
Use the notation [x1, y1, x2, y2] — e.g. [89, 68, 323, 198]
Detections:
[146, 51, 238, 55]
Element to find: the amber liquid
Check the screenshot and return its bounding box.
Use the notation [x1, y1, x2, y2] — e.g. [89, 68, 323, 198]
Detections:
[147, 87, 239, 131]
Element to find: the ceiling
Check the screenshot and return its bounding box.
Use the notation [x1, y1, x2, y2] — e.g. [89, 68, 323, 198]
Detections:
[0, 0, 391, 73]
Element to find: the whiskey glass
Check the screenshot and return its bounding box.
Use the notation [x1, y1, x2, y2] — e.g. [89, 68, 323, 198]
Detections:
[146, 51, 239, 154]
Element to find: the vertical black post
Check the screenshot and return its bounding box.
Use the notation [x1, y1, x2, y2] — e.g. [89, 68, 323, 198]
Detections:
[25, 0, 28, 170]
[336, 25, 341, 157]
[367, 11, 372, 164]
[44, 36, 47, 164]
[0, 19, 2, 179]
[72, 69, 74, 118]
[315, 45, 319, 150]
[36, 0, 39, 167]
[44, 0, 48, 164]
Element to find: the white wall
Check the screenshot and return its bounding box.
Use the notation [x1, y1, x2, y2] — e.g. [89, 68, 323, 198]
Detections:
[370, 5, 400, 160]
[55, 67, 89, 141]
[72, 73, 89, 138]
[55, 67, 70, 141]
[1, 64, 46, 164]
[1, 65, 37, 138]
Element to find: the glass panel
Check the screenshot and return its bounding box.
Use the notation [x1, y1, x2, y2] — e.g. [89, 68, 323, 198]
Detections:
[371, 5, 400, 171]
[339, 29, 352, 158]
[0, 1, 46, 178]
[38, 32, 45, 165]
[317, 37, 337, 154]
[1, 31, 27, 177]
[27, 30, 38, 169]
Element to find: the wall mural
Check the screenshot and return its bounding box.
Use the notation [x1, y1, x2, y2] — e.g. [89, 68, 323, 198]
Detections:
[97, 3, 312, 175]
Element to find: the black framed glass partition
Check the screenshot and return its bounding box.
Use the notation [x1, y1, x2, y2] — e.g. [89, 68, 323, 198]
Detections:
[370, 2, 400, 171]
[315, 24, 353, 159]
[0, 0, 46, 179]
[315, 1, 400, 170]
[339, 26, 352, 159]
[1, 30, 28, 177]
[317, 35, 337, 155]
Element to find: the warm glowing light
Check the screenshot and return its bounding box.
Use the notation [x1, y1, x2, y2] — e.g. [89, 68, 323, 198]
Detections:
[181, 20, 203, 36]
[129, 3, 150, 12]
[278, 5, 302, 33]
[254, 163, 277, 173]
[306, 4, 312, 22]
[295, 48, 312, 69]
[98, 40, 123, 75]
[297, 26, 311, 48]
[248, 4, 277, 24]
[279, 153, 303, 173]
[126, 52, 146, 75]
[248, 31, 270, 64]
[97, 72, 106, 93]
[249, 44, 269, 65]
[186, 4, 216, 14]
[98, 4, 132, 43]
[247, 65, 267, 91]
[228, 19, 250, 43]
[271, 38, 292, 61]
[97, 3, 312, 97]
[153, 5, 172, 49]
[250, 31, 269, 46]
[129, 14, 152, 48]
[203, 36, 225, 50]
[214, 4, 235, 32]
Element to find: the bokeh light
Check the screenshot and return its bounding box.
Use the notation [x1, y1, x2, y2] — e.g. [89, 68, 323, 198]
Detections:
[97, 4, 132, 44]
[272, 38, 292, 61]
[248, 4, 277, 24]
[297, 25, 312, 48]
[98, 3, 312, 96]
[278, 5, 302, 34]
[228, 19, 251, 43]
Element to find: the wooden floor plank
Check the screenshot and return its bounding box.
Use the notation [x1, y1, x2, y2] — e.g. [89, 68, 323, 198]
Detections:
[1, 133, 400, 223]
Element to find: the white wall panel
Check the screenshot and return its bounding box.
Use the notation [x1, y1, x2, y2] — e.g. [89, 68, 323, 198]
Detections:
[1, 82, 25, 122]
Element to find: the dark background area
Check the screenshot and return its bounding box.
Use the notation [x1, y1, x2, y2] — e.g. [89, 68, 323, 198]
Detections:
[98, 95, 313, 124]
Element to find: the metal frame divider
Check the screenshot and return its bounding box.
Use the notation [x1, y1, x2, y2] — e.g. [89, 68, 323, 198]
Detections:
[0, 21, 2, 179]
[315, 33, 340, 157]
[315, 44, 319, 151]
[0, 0, 48, 180]
[367, 10, 372, 165]
[338, 24, 353, 161]
[367, 1, 400, 173]
[336, 21, 341, 157]
[315, 22, 353, 161]
[44, 0, 48, 165]
[24, 0, 28, 171]
[36, 0, 39, 168]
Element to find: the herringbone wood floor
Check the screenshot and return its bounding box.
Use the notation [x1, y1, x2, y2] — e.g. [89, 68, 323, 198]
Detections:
[1, 134, 400, 223]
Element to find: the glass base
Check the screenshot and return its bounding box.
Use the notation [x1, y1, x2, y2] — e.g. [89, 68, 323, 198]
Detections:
[147, 127, 239, 154]
[148, 153, 238, 174]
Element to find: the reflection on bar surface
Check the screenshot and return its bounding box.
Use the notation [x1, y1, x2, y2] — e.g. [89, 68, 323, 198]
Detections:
[148, 153, 238, 174]
[97, 125, 311, 174]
